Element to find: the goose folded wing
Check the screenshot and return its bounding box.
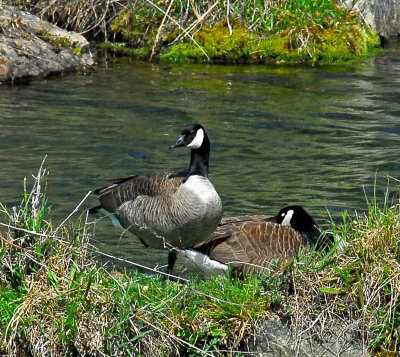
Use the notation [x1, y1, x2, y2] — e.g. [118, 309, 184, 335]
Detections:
[218, 214, 277, 228]
[196, 215, 278, 252]
[93, 172, 185, 213]
[208, 222, 309, 274]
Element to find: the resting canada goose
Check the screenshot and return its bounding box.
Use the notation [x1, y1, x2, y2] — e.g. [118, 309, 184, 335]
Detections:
[177, 205, 332, 277]
[90, 124, 223, 272]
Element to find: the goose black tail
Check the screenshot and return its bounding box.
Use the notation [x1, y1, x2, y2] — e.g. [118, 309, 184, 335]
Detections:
[88, 205, 102, 215]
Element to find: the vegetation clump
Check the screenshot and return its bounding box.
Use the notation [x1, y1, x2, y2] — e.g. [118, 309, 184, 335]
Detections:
[37, 29, 81, 55]
[1, 166, 399, 355]
[159, 1, 379, 63]
[6, 0, 380, 64]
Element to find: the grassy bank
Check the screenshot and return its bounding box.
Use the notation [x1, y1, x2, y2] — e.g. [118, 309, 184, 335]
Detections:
[7, 0, 380, 64]
[1, 167, 399, 355]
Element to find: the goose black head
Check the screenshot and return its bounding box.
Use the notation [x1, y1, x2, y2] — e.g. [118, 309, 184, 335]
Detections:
[170, 124, 208, 150]
[276, 205, 316, 232]
[275, 205, 322, 246]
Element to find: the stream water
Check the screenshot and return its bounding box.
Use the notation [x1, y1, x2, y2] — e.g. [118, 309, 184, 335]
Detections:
[1, 48, 400, 271]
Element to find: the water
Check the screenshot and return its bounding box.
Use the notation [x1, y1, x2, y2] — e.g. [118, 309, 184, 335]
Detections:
[1, 49, 400, 270]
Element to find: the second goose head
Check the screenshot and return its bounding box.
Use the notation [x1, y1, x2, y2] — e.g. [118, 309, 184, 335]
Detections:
[276, 205, 334, 250]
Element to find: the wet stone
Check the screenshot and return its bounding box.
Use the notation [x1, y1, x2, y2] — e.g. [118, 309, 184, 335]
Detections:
[0, 5, 93, 82]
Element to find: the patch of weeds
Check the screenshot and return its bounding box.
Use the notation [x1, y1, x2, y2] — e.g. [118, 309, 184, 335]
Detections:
[110, 6, 162, 51]
[162, 17, 379, 64]
[0, 288, 22, 331]
[37, 30, 79, 55]
[160, 0, 380, 63]
[6, 16, 25, 31]
[285, 180, 400, 354]
[161, 20, 254, 62]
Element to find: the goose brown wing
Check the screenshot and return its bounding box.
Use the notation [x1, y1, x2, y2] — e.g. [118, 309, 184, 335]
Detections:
[194, 215, 277, 252]
[219, 214, 277, 227]
[207, 222, 308, 275]
[93, 172, 185, 213]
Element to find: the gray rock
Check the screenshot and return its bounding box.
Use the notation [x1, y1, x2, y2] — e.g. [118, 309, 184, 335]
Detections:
[0, 5, 93, 82]
[344, 0, 400, 43]
[246, 316, 370, 357]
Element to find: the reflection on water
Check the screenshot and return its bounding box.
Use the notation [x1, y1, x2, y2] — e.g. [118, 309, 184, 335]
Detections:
[1, 49, 400, 270]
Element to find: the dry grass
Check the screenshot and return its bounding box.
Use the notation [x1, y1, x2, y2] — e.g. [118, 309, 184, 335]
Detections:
[284, 189, 400, 355]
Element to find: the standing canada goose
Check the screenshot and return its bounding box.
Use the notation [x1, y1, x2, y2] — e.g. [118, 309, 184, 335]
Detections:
[177, 205, 332, 277]
[90, 124, 223, 272]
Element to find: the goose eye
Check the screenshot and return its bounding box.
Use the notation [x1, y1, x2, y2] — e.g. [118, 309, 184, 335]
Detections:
[281, 213, 285, 217]
[190, 130, 195, 134]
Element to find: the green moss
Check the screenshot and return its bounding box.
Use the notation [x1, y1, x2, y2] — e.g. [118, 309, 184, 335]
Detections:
[161, 21, 254, 62]
[114, 0, 381, 64]
[73, 47, 82, 56]
[37, 30, 87, 57]
[37, 30, 81, 55]
[161, 19, 380, 64]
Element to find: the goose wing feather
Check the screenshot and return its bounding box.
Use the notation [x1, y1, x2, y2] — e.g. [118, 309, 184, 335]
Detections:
[220, 215, 276, 225]
[194, 214, 277, 251]
[93, 172, 185, 213]
[207, 221, 308, 275]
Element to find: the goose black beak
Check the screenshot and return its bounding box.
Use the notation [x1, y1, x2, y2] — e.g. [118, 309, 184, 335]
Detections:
[169, 135, 185, 149]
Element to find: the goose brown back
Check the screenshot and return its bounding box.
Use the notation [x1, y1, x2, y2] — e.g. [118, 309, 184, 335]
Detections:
[195, 220, 308, 276]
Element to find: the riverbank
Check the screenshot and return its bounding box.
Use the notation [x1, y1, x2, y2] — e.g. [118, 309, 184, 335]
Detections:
[2, 1, 384, 72]
[0, 166, 399, 356]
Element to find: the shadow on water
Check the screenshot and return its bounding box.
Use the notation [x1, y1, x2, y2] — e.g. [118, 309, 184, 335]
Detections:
[1, 49, 400, 270]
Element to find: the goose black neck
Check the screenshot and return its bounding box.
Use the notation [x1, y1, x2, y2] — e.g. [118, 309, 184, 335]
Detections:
[303, 225, 322, 246]
[187, 135, 210, 178]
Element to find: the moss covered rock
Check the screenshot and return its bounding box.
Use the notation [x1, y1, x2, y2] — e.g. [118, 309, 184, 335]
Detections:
[107, 0, 380, 64]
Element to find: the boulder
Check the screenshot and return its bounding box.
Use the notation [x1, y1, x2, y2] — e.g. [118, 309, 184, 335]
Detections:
[0, 5, 93, 82]
[344, 0, 400, 44]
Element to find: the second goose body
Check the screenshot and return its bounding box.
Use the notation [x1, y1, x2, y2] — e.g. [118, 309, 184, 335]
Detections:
[90, 124, 223, 252]
[178, 205, 329, 277]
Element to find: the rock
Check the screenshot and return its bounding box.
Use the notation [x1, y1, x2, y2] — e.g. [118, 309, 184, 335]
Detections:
[0, 5, 93, 82]
[246, 315, 370, 357]
[344, 0, 400, 44]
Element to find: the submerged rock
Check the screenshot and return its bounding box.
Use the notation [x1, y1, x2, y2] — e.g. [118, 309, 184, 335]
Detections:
[0, 5, 93, 82]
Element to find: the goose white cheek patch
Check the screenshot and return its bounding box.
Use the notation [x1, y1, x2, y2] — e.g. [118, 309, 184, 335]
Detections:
[281, 209, 294, 226]
[187, 128, 204, 149]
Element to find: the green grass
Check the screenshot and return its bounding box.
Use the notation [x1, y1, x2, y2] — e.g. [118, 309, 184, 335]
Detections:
[1, 167, 399, 355]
